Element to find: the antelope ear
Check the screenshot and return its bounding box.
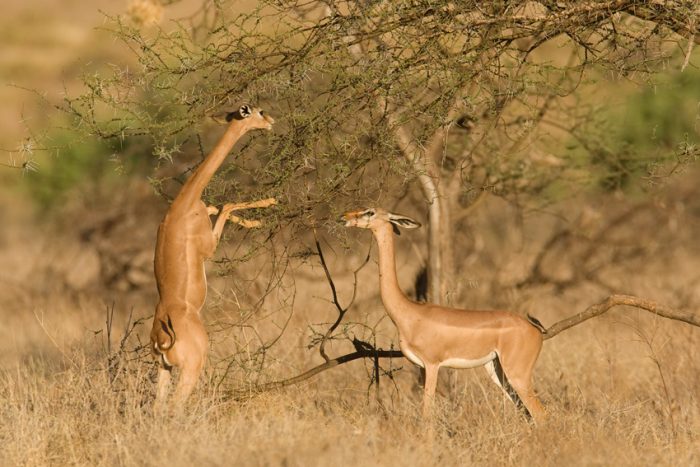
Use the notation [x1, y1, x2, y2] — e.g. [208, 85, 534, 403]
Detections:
[391, 223, 401, 236]
[388, 213, 421, 229]
[212, 105, 252, 123]
[238, 104, 252, 118]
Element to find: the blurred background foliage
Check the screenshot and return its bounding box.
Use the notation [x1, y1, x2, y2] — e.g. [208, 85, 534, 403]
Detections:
[623, 70, 700, 151]
[22, 129, 152, 210]
[18, 65, 699, 211]
[562, 68, 700, 193]
[4, 1, 695, 213]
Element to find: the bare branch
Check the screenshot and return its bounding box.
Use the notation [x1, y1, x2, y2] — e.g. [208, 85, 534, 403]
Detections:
[544, 294, 700, 340]
[315, 233, 371, 361]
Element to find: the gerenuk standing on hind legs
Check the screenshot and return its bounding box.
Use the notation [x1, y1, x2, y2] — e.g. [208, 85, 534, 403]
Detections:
[150, 105, 276, 406]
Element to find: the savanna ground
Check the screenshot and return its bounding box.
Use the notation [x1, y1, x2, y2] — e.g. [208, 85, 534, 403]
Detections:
[1, 1, 700, 466]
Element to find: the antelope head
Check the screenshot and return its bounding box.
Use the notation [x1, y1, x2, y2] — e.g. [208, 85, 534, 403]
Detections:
[212, 104, 275, 131]
[341, 208, 421, 235]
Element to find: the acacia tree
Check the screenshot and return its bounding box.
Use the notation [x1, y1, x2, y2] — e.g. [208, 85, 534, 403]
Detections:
[63, 0, 699, 305]
[54, 1, 699, 384]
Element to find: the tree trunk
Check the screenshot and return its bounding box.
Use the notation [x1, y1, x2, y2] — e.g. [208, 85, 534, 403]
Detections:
[437, 197, 456, 305]
[333, 7, 456, 305]
[427, 195, 443, 304]
[387, 120, 448, 304]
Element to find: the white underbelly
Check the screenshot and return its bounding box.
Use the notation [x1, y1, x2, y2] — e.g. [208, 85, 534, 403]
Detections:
[402, 346, 497, 370]
[440, 351, 496, 369]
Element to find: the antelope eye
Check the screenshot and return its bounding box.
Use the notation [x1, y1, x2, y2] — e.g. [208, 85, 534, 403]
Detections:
[364, 210, 375, 217]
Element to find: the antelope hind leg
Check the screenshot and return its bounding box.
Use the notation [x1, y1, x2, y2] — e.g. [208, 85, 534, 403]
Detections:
[484, 356, 532, 419]
[154, 366, 172, 411]
[493, 354, 546, 422]
[172, 319, 209, 403]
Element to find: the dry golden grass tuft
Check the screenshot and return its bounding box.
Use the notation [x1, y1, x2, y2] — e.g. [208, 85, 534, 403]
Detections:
[1, 253, 699, 466]
[1, 325, 698, 466]
[2, 183, 700, 466]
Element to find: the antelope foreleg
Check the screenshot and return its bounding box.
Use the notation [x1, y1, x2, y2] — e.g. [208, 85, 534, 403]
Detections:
[212, 197, 276, 244]
[227, 214, 262, 229]
[211, 209, 231, 246]
[224, 197, 277, 212]
[422, 365, 439, 419]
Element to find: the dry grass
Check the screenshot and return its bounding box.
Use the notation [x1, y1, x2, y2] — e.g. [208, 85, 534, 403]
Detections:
[2, 2, 699, 465]
[2, 183, 700, 467]
[1, 318, 698, 466]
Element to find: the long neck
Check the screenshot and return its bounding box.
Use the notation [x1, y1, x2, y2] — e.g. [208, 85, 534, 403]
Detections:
[372, 224, 413, 321]
[175, 122, 247, 207]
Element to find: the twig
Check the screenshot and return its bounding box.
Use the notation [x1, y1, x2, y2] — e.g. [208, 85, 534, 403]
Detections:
[315, 232, 372, 362]
[0, 160, 38, 172]
[681, 32, 695, 72]
[32, 309, 79, 369]
[105, 302, 115, 356]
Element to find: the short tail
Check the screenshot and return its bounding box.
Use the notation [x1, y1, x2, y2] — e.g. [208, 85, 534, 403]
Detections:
[154, 315, 177, 353]
[526, 314, 547, 334]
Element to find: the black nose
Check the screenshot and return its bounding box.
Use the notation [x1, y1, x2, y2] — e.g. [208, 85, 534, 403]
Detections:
[337, 216, 346, 224]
